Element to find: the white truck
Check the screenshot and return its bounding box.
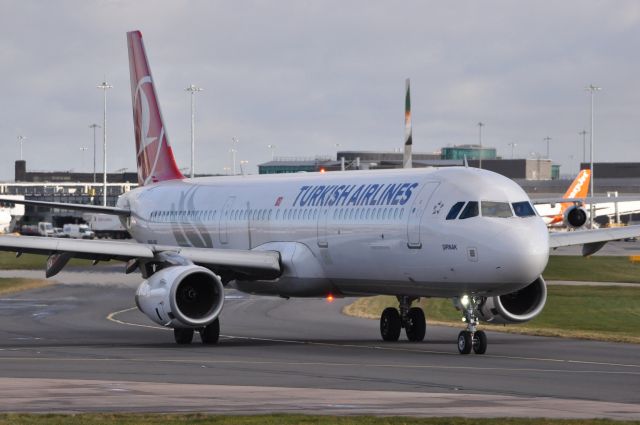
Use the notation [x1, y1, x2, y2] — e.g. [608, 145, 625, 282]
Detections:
[62, 223, 95, 239]
[82, 213, 130, 239]
[20, 221, 55, 237]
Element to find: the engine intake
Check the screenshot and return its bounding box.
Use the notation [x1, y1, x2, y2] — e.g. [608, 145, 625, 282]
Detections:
[563, 205, 588, 228]
[478, 276, 547, 324]
[135, 265, 224, 328]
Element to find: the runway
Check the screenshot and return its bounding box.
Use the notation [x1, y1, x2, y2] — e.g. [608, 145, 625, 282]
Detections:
[0, 270, 639, 418]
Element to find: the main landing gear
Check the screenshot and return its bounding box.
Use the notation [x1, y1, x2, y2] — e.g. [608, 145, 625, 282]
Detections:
[379, 296, 426, 342]
[173, 318, 220, 345]
[457, 295, 487, 355]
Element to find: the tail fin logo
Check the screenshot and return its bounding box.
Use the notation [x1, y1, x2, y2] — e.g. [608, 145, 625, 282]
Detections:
[127, 30, 183, 186]
[565, 169, 591, 200]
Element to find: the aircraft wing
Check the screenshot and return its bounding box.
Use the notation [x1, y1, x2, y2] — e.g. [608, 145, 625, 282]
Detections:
[549, 225, 640, 256]
[0, 198, 130, 216]
[532, 196, 640, 205]
[0, 235, 281, 279]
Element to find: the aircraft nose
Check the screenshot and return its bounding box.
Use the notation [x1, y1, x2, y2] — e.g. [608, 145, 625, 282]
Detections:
[497, 219, 549, 283]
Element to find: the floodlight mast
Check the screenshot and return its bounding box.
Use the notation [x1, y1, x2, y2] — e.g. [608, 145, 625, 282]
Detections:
[97, 80, 112, 206]
[586, 84, 601, 229]
[185, 84, 203, 178]
[89, 124, 101, 183]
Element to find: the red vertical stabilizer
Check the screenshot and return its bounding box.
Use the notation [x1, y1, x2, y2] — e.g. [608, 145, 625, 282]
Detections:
[127, 30, 184, 186]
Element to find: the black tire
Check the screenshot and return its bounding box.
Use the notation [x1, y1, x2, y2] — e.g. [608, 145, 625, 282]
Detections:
[457, 330, 472, 354]
[380, 307, 401, 342]
[473, 330, 487, 355]
[405, 307, 426, 342]
[200, 319, 220, 345]
[174, 328, 194, 344]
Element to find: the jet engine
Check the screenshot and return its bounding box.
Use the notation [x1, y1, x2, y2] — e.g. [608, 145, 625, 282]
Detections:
[477, 276, 547, 324]
[563, 205, 588, 228]
[135, 265, 224, 328]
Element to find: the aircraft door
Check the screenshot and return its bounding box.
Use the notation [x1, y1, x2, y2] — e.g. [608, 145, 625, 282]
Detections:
[406, 182, 439, 248]
[218, 196, 235, 245]
[317, 208, 329, 248]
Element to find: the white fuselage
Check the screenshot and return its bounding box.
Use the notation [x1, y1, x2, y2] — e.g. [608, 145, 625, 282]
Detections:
[119, 167, 550, 299]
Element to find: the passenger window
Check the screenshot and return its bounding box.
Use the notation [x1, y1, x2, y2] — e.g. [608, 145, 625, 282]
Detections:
[276, 210, 280, 220]
[394, 208, 399, 220]
[268, 210, 272, 220]
[459, 201, 479, 219]
[481, 201, 513, 218]
[512, 201, 537, 217]
[366, 209, 371, 220]
[376, 209, 382, 220]
[349, 209, 355, 220]
[446, 202, 466, 220]
[333, 210, 338, 220]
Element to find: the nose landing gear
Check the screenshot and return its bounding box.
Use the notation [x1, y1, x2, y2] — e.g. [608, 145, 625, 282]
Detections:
[457, 295, 487, 355]
[379, 296, 426, 342]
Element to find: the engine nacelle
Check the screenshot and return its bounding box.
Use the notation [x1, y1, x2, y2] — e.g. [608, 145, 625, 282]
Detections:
[135, 265, 224, 328]
[477, 276, 547, 324]
[563, 205, 588, 228]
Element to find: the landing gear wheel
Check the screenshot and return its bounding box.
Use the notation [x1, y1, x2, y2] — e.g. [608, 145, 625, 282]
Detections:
[405, 307, 426, 342]
[457, 330, 472, 354]
[473, 330, 487, 354]
[380, 307, 401, 342]
[174, 328, 194, 345]
[200, 319, 220, 345]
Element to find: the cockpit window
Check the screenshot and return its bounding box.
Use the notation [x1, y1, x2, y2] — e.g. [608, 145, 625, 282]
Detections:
[512, 201, 537, 217]
[481, 201, 513, 218]
[459, 201, 479, 219]
[446, 202, 466, 220]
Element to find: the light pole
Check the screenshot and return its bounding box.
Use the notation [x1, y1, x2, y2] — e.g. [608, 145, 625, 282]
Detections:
[97, 80, 112, 206]
[586, 84, 601, 228]
[543, 136, 552, 159]
[267, 144, 276, 160]
[17, 135, 27, 160]
[507, 142, 517, 159]
[185, 84, 203, 178]
[477, 122, 484, 169]
[578, 130, 587, 165]
[231, 137, 239, 175]
[80, 147, 88, 172]
[89, 124, 101, 183]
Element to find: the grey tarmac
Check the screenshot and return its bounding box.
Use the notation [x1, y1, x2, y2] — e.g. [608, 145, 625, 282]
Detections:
[0, 270, 639, 419]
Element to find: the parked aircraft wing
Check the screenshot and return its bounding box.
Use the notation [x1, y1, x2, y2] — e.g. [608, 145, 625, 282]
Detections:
[532, 196, 640, 205]
[549, 225, 640, 254]
[0, 235, 281, 279]
[0, 198, 130, 216]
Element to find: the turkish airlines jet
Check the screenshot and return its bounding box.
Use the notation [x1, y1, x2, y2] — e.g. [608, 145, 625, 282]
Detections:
[2, 31, 640, 355]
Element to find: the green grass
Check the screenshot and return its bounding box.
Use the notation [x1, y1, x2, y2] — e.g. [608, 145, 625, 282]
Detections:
[0, 251, 95, 270]
[0, 415, 636, 425]
[545, 255, 640, 283]
[344, 285, 640, 343]
[0, 277, 50, 295]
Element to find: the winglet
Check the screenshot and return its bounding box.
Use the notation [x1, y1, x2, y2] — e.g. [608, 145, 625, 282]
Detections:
[127, 30, 184, 186]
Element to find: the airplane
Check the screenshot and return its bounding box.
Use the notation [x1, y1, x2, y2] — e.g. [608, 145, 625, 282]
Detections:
[534, 169, 591, 228]
[1, 30, 640, 355]
[533, 169, 640, 229]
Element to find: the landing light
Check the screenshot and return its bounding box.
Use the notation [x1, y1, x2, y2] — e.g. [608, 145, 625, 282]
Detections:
[326, 294, 334, 303]
[461, 295, 470, 307]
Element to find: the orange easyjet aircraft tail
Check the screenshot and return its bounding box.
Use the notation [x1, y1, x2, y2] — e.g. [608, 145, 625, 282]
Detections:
[547, 169, 591, 225]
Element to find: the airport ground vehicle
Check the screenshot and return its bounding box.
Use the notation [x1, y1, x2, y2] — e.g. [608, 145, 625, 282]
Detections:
[62, 224, 95, 239]
[83, 213, 130, 239]
[20, 222, 55, 237]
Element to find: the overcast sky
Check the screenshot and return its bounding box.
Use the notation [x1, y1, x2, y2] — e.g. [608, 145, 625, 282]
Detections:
[1, 0, 639, 180]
